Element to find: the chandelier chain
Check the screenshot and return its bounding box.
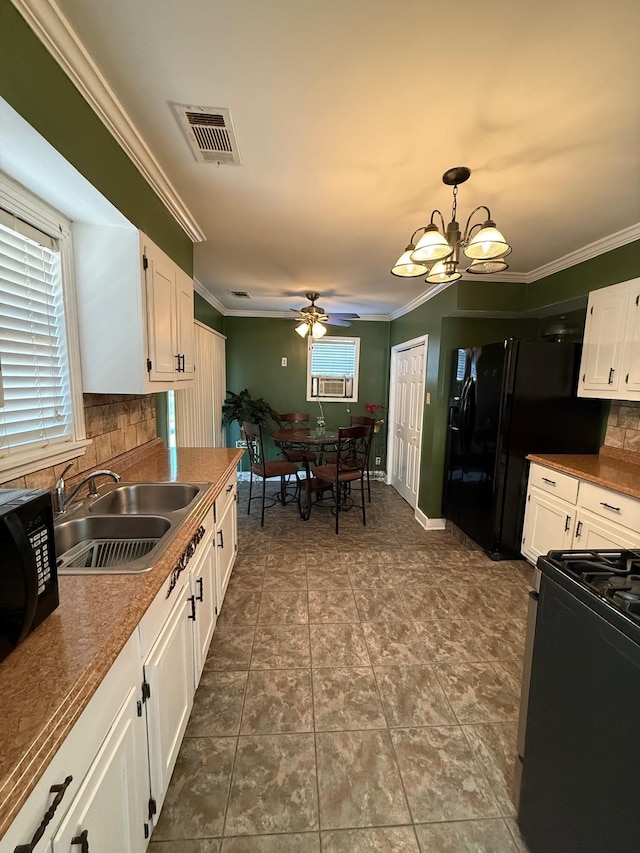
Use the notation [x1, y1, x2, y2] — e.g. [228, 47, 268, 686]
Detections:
[452, 184, 459, 222]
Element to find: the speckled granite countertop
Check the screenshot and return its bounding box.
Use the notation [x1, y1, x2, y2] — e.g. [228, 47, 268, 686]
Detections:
[0, 446, 243, 839]
[527, 446, 640, 500]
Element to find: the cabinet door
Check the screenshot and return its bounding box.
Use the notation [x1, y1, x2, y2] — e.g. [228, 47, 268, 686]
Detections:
[521, 488, 574, 565]
[191, 531, 216, 687]
[145, 243, 178, 382]
[176, 268, 195, 380]
[573, 509, 640, 549]
[216, 497, 237, 612]
[144, 583, 195, 818]
[622, 282, 640, 396]
[51, 686, 149, 853]
[579, 285, 627, 393]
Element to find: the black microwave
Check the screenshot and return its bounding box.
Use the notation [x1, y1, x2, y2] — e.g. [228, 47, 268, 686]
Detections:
[0, 488, 59, 664]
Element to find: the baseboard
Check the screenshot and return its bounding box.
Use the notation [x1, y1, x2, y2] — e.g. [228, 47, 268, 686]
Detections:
[415, 506, 446, 530]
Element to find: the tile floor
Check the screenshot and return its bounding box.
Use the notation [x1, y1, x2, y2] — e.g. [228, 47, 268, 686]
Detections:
[150, 480, 533, 852]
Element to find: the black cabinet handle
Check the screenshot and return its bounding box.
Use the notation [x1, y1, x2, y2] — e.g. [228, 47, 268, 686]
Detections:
[600, 501, 621, 513]
[226, 484, 233, 493]
[196, 577, 204, 602]
[71, 829, 90, 853]
[175, 354, 181, 371]
[575, 521, 583, 538]
[541, 477, 556, 486]
[565, 515, 571, 531]
[608, 367, 615, 384]
[187, 594, 196, 620]
[14, 776, 73, 853]
[217, 530, 224, 548]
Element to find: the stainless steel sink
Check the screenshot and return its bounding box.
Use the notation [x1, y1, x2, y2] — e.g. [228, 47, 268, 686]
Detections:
[89, 482, 200, 515]
[55, 481, 210, 574]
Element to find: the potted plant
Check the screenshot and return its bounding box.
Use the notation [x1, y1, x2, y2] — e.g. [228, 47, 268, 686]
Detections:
[365, 403, 386, 432]
[222, 388, 281, 430]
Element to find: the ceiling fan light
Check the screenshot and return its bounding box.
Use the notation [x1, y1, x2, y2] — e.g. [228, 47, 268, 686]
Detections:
[464, 221, 511, 260]
[426, 260, 462, 284]
[295, 321, 309, 338]
[391, 245, 429, 277]
[466, 257, 510, 275]
[410, 224, 453, 263]
[311, 321, 327, 338]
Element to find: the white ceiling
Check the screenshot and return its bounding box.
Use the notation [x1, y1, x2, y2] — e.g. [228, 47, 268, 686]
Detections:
[51, 0, 640, 317]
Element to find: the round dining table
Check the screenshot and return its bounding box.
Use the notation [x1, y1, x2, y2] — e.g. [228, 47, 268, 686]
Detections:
[271, 427, 338, 520]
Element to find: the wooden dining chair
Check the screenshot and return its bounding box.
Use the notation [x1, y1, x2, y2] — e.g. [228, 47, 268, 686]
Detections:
[349, 415, 375, 502]
[243, 421, 300, 526]
[313, 425, 369, 533]
[279, 412, 318, 465]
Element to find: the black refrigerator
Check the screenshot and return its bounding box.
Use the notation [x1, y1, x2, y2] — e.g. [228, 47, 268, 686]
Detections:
[443, 339, 606, 560]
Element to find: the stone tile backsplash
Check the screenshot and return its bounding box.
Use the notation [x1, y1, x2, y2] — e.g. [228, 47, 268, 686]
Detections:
[604, 402, 640, 455]
[2, 393, 158, 491]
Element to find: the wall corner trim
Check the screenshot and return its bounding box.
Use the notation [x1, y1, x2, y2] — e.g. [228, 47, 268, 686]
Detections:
[11, 0, 206, 243]
[415, 507, 445, 530]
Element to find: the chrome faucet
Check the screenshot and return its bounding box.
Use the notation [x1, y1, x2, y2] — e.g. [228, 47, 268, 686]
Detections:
[55, 467, 120, 513]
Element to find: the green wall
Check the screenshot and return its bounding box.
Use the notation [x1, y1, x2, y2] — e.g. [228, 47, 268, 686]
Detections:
[224, 318, 390, 468]
[0, 0, 193, 273]
[194, 292, 225, 333]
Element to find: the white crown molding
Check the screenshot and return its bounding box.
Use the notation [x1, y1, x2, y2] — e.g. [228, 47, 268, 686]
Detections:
[193, 278, 227, 314]
[224, 309, 389, 321]
[526, 223, 640, 283]
[11, 0, 206, 243]
[389, 281, 453, 321]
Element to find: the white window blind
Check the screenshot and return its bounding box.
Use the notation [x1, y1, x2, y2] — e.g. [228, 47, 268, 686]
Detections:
[310, 338, 357, 377]
[0, 209, 73, 458]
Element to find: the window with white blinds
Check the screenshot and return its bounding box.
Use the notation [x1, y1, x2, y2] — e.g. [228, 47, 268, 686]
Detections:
[0, 175, 86, 480]
[307, 336, 360, 402]
[0, 210, 73, 458]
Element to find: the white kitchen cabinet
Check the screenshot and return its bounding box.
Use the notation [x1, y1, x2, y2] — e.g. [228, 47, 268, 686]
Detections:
[215, 470, 238, 612]
[51, 685, 149, 853]
[190, 509, 217, 688]
[3, 633, 148, 852]
[579, 277, 640, 400]
[521, 489, 575, 564]
[142, 574, 195, 823]
[522, 461, 640, 564]
[73, 224, 195, 393]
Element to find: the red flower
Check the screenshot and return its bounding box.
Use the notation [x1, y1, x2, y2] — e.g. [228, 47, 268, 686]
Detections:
[365, 403, 385, 417]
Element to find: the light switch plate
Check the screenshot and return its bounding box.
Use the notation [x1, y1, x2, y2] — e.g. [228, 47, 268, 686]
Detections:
[281, 357, 287, 367]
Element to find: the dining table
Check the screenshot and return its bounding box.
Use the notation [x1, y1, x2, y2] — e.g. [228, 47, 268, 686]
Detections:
[271, 427, 339, 520]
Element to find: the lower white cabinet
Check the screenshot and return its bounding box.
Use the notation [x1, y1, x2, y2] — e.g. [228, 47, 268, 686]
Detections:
[51, 686, 149, 853]
[190, 512, 217, 689]
[215, 470, 238, 613]
[522, 462, 640, 563]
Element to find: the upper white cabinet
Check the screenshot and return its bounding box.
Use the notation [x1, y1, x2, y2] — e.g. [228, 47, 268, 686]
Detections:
[579, 277, 640, 400]
[73, 225, 195, 393]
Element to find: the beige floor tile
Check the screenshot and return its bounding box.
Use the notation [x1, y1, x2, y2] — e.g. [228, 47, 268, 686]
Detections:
[241, 669, 313, 733]
[250, 625, 311, 669]
[362, 620, 429, 665]
[414, 818, 518, 852]
[436, 662, 520, 723]
[322, 826, 419, 852]
[374, 664, 456, 727]
[312, 667, 386, 730]
[258, 591, 309, 624]
[308, 589, 359, 622]
[310, 623, 371, 667]
[221, 834, 320, 852]
[186, 670, 247, 737]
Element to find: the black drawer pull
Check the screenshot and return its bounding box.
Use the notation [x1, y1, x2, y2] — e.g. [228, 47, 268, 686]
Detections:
[541, 477, 556, 486]
[196, 577, 204, 601]
[226, 484, 233, 493]
[608, 367, 615, 384]
[217, 530, 224, 548]
[71, 829, 90, 853]
[14, 775, 73, 853]
[575, 520, 583, 537]
[600, 501, 621, 512]
[565, 515, 571, 531]
[187, 594, 196, 620]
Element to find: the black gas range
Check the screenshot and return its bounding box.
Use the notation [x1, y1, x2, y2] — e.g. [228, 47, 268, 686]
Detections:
[518, 548, 640, 853]
[541, 548, 640, 642]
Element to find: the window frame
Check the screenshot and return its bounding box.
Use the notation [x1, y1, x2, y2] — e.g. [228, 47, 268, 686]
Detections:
[0, 171, 88, 482]
[306, 335, 360, 404]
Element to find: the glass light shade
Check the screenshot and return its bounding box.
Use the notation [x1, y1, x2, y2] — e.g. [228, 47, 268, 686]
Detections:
[466, 257, 510, 275]
[410, 225, 453, 263]
[295, 321, 309, 337]
[426, 260, 462, 284]
[391, 246, 429, 277]
[311, 321, 327, 338]
[464, 223, 511, 260]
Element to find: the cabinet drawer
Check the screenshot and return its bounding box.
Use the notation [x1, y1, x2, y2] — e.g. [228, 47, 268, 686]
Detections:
[215, 469, 237, 521]
[579, 481, 640, 532]
[529, 463, 579, 504]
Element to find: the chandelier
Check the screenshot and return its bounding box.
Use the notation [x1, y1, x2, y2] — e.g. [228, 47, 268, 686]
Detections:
[294, 319, 327, 338]
[391, 166, 511, 284]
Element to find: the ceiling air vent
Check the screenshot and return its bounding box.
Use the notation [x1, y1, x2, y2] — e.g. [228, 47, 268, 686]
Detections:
[230, 291, 251, 299]
[172, 103, 241, 165]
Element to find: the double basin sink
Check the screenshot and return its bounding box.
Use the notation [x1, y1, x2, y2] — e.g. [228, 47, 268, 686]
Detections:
[55, 482, 209, 574]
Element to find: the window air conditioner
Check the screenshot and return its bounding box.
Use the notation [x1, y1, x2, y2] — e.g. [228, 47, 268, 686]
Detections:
[318, 377, 346, 397]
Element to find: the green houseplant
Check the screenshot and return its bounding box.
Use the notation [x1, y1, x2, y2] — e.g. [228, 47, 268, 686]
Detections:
[222, 388, 281, 430]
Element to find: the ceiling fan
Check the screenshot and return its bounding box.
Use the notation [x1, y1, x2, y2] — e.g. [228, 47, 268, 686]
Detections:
[290, 292, 359, 338]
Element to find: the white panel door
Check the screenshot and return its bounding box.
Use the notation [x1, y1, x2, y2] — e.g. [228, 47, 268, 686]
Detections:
[176, 268, 195, 380]
[521, 488, 575, 565]
[391, 342, 426, 508]
[580, 285, 627, 392]
[176, 323, 226, 447]
[573, 510, 640, 550]
[145, 245, 177, 381]
[623, 285, 640, 394]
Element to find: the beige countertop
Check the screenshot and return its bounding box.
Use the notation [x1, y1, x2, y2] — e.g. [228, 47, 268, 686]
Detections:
[527, 446, 640, 500]
[0, 446, 243, 839]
